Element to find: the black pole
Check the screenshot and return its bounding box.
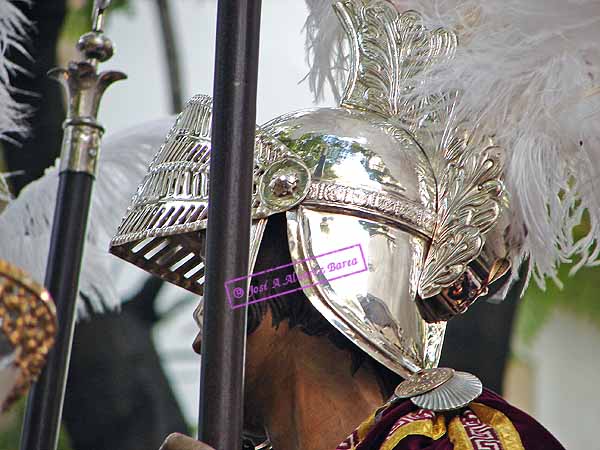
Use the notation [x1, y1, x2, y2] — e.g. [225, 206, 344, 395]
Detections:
[198, 0, 262, 449]
[19, 173, 93, 450]
[155, 0, 184, 113]
[19, 3, 124, 450]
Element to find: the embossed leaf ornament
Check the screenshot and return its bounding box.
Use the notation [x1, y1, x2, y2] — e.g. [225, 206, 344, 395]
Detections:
[418, 132, 505, 299]
[336, 0, 457, 123]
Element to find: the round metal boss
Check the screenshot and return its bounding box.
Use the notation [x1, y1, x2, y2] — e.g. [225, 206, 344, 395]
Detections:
[394, 367, 455, 398]
[259, 158, 311, 212]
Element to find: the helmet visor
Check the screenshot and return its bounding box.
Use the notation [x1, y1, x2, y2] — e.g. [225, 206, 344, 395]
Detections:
[286, 206, 445, 377]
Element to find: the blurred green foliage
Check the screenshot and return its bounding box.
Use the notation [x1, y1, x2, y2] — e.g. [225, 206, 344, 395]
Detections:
[516, 263, 600, 344]
[516, 212, 600, 343]
[62, 0, 133, 43]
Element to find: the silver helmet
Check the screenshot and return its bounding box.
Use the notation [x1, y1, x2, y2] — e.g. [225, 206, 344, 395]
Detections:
[110, 0, 510, 382]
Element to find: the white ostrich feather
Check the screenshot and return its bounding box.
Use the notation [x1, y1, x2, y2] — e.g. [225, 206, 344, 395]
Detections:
[0, 0, 30, 141]
[0, 117, 175, 316]
[304, 0, 348, 102]
[305, 0, 600, 290]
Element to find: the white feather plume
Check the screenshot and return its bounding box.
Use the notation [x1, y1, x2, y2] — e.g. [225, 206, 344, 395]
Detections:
[0, 117, 175, 316]
[304, 0, 600, 290]
[304, 0, 348, 102]
[0, 0, 30, 141]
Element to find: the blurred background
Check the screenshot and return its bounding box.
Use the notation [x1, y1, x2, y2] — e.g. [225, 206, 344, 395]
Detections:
[0, 1, 599, 449]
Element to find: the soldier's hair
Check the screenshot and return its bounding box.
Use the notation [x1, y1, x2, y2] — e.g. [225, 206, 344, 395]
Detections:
[247, 213, 401, 398]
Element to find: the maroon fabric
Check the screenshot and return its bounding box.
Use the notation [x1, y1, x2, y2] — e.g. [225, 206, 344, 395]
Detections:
[355, 388, 565, 450]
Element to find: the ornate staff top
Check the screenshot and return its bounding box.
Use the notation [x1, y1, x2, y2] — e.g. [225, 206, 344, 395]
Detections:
[49, 0, 126, 176]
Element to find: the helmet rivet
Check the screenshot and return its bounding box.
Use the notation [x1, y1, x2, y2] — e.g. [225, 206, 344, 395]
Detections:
[258, 157, 310, 211]
[269, 173, 298, 198]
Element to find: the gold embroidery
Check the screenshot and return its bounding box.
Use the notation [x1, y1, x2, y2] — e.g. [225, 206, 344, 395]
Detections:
[432, 415, 446, 440]
[380, 416, 447, 450]
[351, 402, 524, 449]
[471, 403, 525, 450]
[448, 415, 475, 450]
[356, 412, 376, 441]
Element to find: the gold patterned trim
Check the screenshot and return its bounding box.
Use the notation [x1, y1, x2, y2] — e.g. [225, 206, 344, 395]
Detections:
[356, 411, 376, 441]
[448, 415, 475, 450]
[471, 403, 525, 450]
[381, 415, 446, 450]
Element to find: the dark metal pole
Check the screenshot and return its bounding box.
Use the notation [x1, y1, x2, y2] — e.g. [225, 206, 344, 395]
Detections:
[19, 174, 93, 450]
[199, 0, 262, 449]
[19, 2, 125, 450]
[155, 0, 184, 113]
